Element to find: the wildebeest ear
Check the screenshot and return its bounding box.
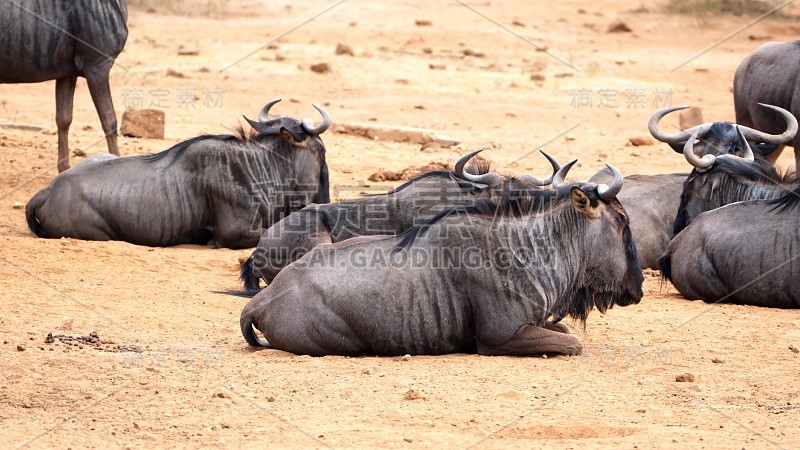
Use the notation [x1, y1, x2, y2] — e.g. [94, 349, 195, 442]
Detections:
[752, 143, 780, 158]
[668, 142, 685, 154]
[570, 187, 599, 218]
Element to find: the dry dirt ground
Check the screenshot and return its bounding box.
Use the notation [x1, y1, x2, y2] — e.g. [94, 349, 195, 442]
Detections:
[2, 1, 800, 448]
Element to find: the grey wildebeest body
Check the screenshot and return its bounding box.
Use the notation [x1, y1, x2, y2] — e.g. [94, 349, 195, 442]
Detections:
[240, 165, 644, 356]
[734, 42, 800, 170]
[588, 168, 685, 269]
[0, 0, 128, 172]
[671, 126, 798, 235]
[240, 150, 563, 289]
[660, 190, 800, 308]
[26, 101, 331, 248]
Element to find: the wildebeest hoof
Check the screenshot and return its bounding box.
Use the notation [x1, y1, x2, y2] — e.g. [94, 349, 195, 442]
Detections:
[545, 321, 571, 334]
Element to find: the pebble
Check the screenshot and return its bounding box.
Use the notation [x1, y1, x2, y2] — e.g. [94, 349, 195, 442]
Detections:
[628, 136, 654, 146]
[213, 392, 230, 399]
[267, 396, 275, 402]
[400, 354, 412, 361]
[675, 373, 695, 382]
[12, 202, 24, 209]
[17, 344, 25, 351]
[310, 63, 331, 74]
[404, 389, 423, 400]
[530, 73, 546, 82]
[428, 63, 446, 70]
[789, 345, 799, 353]
[335, 42, 354, 56]
[607, 21, 632, 33]
[362, 368, 373, 375]
[44, 333, 54, 344]
[711, 357, 724, 364]
[415, 20, 432, 26]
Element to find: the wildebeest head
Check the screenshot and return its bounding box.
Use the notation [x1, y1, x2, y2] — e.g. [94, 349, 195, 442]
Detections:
[553, 164, 644, 314]
[244, 99, 331, 204]
[671, 125, 796, 234]
[649, 103, 797, 159]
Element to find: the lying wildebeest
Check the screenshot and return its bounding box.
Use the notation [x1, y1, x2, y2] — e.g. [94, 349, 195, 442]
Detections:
[602, 104, 798, 268]
[240, 162, 644, 356]
[734, 41, 800, 170]
[660, 187, 800, 308]
[26, 100, 331, 248]
[672, 126, 797, 235]
[0, 0, 128, 173]
[239, 149, 565, 289]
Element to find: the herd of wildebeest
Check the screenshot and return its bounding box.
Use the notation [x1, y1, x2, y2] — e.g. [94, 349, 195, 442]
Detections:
[3, 2, 800, 357]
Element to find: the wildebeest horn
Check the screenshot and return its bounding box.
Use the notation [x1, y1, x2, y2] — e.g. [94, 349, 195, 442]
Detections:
[454, 149, 503, 185]
[551, 158, 578, 188]
[737, 103, 798, 144]
[648, 106, 713, 144]
[597, 164, 624, 201]
[301, 104, 331, 135]
[682, 128, 716, 170]
[258, 98, 282, 123]
[516, 150, 562, 186]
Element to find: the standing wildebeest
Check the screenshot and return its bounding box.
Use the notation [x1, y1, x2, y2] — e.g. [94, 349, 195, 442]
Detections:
[0, 0, 128, 173]
[239, 149, 566, 289]
[26, 100, 331, 248]
[734, 41, 800, 170]
[660, 188, 800, 308]
[240, 163, 643, 356]
[672, 127, 797, 235]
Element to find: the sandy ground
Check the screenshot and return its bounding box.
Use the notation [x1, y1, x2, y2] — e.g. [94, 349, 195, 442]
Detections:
[2, 1, 800, 448]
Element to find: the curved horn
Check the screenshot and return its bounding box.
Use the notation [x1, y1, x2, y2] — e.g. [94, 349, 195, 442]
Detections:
[454, 149, 502, 185]
[551, 158, 578, 188]
[648, 105, 714, 143]
[516, 150, 562, 186]
[301, 104, 331, 135]
[683, 128, 716, 170]
[597, 164, 624, 201]
[737, 103, 798, 144]
[257, 98, 282, 123]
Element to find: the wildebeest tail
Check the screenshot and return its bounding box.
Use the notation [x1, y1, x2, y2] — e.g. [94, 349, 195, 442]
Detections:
[657, 250, 673, 284]
[25, 191, 48, 238]
[240, 314, 271, 348]
[239, 254, 262, 290]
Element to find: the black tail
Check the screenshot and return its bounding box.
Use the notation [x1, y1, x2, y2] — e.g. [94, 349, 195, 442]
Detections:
[212, 289, 262, 298]
[658, 251, 673, 284]
[239, 254, 262, 291]
[25, 191, 48, 238]
[240, 316, 271, 348]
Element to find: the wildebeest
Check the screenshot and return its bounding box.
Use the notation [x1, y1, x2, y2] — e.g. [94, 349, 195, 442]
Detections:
[239, 149, 566, 289]
[0, 0, 129, 173]
[672, 126, 797, 235]
[26, 100, 331, 248]
[240, 163, 643, 356]
[734, 41, 800, 170]
[659, 188, 800, 308]
[648, 103, 797, 160]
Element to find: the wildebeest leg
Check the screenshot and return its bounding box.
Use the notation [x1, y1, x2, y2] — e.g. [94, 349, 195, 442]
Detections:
[478, 324, 582, 356]
[55, 77, 77, 173]
[84, 66, 120, 157]
[544, 321, 571, 334]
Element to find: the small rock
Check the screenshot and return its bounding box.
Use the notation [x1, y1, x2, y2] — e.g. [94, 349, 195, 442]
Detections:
[679, 107, 704, 131]
[607, 21, 632, 33]
[12, 202, 24, 209]
[429, 63, 446, 70]
[310, 62, 331, 73]
[121, 108, 165, 139]
[362, 368, 373, 375]
[58, 317, 74, 331]
[636, 408, 647, 413]
[44, 333, 54, 344]
[675, 373, 695, 382]
[462, 48, 485, 58]
[542, 354, 548, 359]
[221, 423, 230, 429]
[422, 47, 432, 54]
[790, 344, 799, 353]
[415, 20, 432, 26]
[530, 73, 546, 82]
[177, 47, 199, 56]
[629, 136, 654, 146]
[267, 396, 276, 402]
[401, 354, 412, 361]
[213, 392, 230, 399]
[404, 438, 413, 443]
[17, 344, 25, 351]
[237, 254, 249, 265]
[554, 72, 574, 78]
[165, 68, 185, 78]
[72, 148, 86, 157]
[711, 357, 724, 364]
[564, 134, 576, 141]
[335, 42, 354, 56]
[404, 389, 423, 400]
[512, 19, 525, 27]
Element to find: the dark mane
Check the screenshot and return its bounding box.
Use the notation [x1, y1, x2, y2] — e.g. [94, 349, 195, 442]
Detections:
[395, 184, 578, 249]
[768, 186, 800, 213]
[141, 122, 284, 164]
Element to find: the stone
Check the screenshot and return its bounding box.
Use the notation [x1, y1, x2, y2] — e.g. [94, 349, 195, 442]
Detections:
[607, 21, 632, 33]
[629, 136, 654, 146]
[679, 107, 704, 131]
[335, 42, 354, 56]
[121, 108, 165, 139]
[310, 62, 331, 73]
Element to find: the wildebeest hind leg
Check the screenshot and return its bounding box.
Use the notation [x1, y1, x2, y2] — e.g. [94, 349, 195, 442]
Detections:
[479, 324, 582, 356]
[85, 67, 119, 157]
